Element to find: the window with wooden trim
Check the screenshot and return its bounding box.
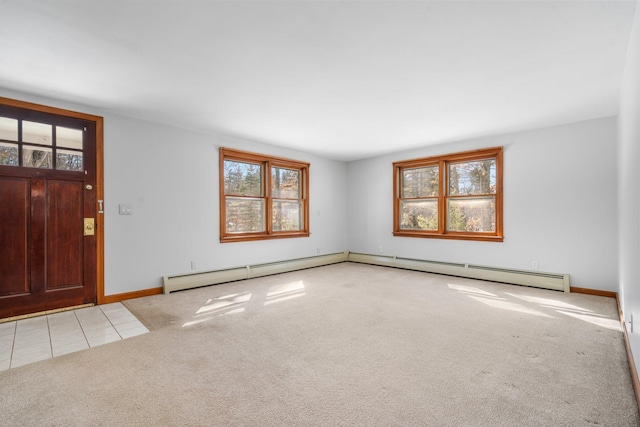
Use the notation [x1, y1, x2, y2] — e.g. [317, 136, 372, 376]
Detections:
[220, 147, 310, 242]
[393, 147, 503, 242]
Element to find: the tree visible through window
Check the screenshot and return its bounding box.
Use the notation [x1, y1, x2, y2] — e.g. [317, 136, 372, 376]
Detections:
[393, 147, 503, 241]
[220, 148, 309, 242]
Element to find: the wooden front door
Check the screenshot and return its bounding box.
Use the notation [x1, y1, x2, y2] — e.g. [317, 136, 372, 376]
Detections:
[0, 100, 101, 318]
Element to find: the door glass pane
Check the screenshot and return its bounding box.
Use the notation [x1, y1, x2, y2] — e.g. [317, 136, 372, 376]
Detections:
[402, 166, 439, 198]
[271, 167, 300, 199]
[0, 142, 19, 166]
[0, 117, 18, 141]
[56, 126, 83, 150]
[23, 146, 52, 169]
[400, 199, 438, 230]
[273, 200, 301, 231]
[223, 160, 262, 196]
[22, 121, 52, 145]
[449, 159, 496, 196]
[225, 197, 264, 233]
[56, 149, 83, 171]
[447, 197, 495, 232]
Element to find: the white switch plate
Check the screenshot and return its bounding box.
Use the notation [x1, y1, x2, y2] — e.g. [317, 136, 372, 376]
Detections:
[119, 204, 133, 215]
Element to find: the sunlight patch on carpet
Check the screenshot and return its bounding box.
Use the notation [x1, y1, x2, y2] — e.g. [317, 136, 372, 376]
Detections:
[468, 295, 553, 317]
[182, 281, 306, 327]
[265, 280, 305, 305]
[556, 310, 622, 331]
[447, 284, 498, 297]
[506, 293, 593, 313]
[196, 292, 252, 314]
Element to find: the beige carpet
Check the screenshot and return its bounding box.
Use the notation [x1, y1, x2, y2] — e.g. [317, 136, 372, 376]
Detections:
[1, 263, 638, 426]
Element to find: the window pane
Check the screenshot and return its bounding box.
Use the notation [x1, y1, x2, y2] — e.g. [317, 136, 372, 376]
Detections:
[23, 146, 52, 169]
[224, 160, 262, 196]
[0, 142, 19, 166]
[273, 200, 301, 231]
[56, 126, 83, 150]
[402, 166, 438, 198]
[271, 167, 300, 199]
[56, 149, 83, 171]
[400, 199, 438, 230]
[447, 197, 495, 232]
[0, 117, 18, 141]
[22, 121, 52, 145]
[225, 197, 264, 233]
[449, 159, 496, 195]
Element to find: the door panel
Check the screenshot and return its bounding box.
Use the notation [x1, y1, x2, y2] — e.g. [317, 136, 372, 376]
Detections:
[46, 180, 84, 290]
[0, 177, 29, 297]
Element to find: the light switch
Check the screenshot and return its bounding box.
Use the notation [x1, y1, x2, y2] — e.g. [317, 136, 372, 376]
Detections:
[119, 204, 133, 215]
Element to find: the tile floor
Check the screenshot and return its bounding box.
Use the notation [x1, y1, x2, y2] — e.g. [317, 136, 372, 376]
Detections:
[0, 303, 149, 371]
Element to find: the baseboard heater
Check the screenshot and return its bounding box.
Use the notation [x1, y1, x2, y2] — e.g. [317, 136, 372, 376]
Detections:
[347, 252, 570, 292]
[163, 251, 569, 295]
[163, 252, 349, 294]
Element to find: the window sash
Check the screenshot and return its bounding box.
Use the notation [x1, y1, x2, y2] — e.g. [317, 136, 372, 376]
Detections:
[223, 159, 263, 197]
[393, 147, 503, 242]
[399, 198, 439, 231]
[225, 196, 265, 233]
[446, 196, 496, 233]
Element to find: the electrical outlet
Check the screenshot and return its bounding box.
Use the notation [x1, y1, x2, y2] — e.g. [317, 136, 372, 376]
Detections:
[630, 314, 634, 333]
[379, 246, 383, 254]
[530, 260, 539, 270]
[191, 261, 197, 270]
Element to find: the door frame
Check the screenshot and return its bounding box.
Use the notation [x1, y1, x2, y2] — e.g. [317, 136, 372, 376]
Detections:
[0, 96, 105, 306]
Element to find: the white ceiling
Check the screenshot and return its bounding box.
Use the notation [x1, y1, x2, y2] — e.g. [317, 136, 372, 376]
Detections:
[0, 1, 636, 161]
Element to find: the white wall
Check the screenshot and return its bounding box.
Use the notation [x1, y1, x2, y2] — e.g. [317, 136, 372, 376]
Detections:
[104, 114, 348, 294]
[0, 88, 349, 296]
[618, 2, 640, 367]
[0, 89, 622, 296]
[347, 117, 619, 291]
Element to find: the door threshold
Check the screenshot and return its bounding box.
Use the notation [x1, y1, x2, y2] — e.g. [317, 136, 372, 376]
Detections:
[0, 303, 95, 324]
